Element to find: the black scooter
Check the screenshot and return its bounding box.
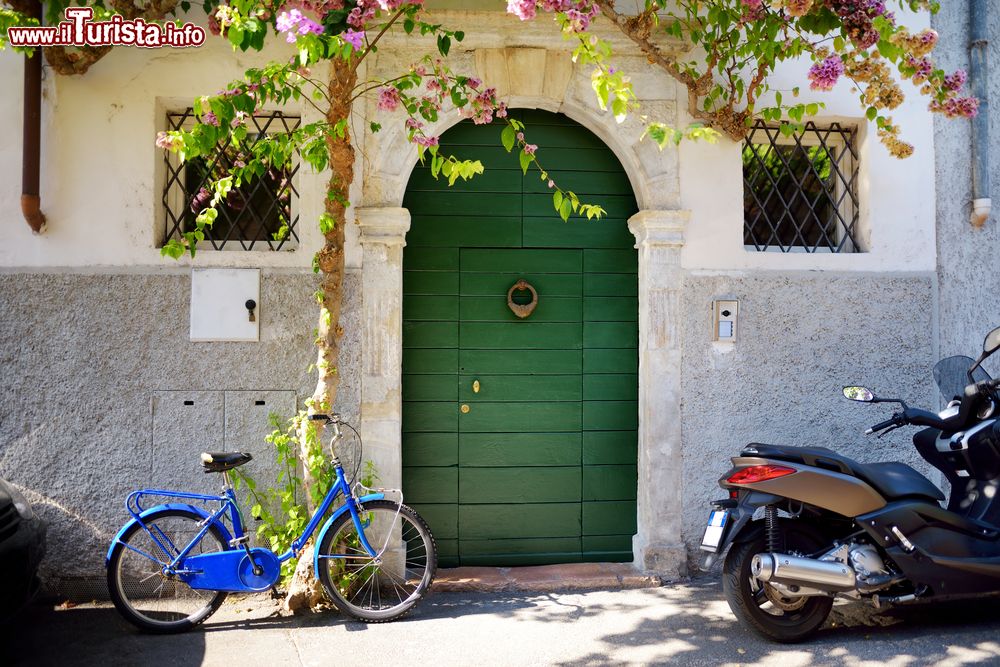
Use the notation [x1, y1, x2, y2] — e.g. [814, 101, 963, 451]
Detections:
[700, 326, 1000, 642]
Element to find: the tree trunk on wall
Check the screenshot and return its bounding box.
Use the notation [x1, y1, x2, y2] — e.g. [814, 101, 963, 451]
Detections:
[283, 62, 357, 614]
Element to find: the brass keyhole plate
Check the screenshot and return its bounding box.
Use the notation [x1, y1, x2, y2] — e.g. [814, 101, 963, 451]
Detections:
[473, 380, 481, 393]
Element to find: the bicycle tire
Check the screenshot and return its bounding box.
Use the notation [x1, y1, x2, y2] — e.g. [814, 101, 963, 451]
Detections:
[317, 499, 437, 622]
[107, 508, 228, 634]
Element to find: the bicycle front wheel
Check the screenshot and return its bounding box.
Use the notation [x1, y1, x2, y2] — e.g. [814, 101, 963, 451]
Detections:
[107, 508, 228, 633]
[317, 499, 436, 622]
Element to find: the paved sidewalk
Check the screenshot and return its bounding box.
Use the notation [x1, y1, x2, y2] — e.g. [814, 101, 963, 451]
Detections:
[7, 580, 1000, 666]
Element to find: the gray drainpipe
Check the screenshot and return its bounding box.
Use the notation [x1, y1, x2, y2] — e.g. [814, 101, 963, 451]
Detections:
[969, 0, 991, 226]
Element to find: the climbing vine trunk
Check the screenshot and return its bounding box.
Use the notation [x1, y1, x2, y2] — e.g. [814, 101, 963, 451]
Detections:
[283, 62, 358, 614]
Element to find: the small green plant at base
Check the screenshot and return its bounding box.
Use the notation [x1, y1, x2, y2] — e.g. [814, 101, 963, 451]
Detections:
[233, 410, 379, 585]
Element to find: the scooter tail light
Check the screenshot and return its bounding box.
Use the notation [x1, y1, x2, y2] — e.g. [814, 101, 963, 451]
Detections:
[727, 465, 796, 485]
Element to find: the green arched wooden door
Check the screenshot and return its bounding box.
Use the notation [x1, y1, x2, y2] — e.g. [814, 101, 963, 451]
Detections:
[401, 110, 638, 567]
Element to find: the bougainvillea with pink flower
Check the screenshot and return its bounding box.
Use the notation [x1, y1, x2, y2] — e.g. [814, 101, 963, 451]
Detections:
[504, 0, 974, 158]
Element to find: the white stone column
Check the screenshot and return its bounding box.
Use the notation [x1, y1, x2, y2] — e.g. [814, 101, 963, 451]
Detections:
[356, 207, 410, 493]
[628, 209, 690, 577]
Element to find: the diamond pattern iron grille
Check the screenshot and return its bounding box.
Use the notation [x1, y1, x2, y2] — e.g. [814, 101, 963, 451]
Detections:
[743, 120, 860, 253]
[163, 110, 301, 251]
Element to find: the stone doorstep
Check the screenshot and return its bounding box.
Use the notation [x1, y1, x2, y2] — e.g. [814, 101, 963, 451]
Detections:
[430, 563, 662, 593]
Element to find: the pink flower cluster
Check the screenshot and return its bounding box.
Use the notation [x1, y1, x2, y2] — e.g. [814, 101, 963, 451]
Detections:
[459, 87, 508, 125]
[943, 70, 968, 92]
[377, 86, 402, 112]
[930, 96, 980, 119]
[906, 55, 933, 83]
[276, 9, 324, 43]
[155, 131, 184, 151]
[808, 54, 845, 91]
[824, 0, 888, 49]
[741, 0, 765, 21]
[507, 0, 599, 32]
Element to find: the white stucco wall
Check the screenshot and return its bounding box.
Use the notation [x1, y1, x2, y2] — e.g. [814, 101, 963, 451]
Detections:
[0, 14, 336, 270]
[679, 11, 936, 273]
[0, 6, 937, 274]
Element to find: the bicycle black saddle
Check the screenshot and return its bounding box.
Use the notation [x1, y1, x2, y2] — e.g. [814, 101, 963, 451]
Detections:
[200, 452, 253, 473]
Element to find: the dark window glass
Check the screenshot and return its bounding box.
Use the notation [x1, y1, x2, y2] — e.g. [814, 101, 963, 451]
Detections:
[163, 110, 300, 251]
[743, 121, 860, 253]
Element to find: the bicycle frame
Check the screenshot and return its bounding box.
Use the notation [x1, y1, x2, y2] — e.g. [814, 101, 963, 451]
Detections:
[107, 460, 387, 593]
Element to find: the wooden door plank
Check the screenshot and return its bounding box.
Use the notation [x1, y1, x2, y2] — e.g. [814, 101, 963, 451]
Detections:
[583, 374, 638, 401]
[583, 500, 638, 535]
[581, 535, 633, 561]
[583, 401, 639, 431]
[460, 249, 582, 273]
[402, 402, 457, 432]
[583, 321, 638, 348]
[403, 295, 459, 321]
[407, 503, 458, 539]
[583, 431, 638, 465]
[460, 467, 582, 503]
[460, 432, 582, 466]
[459, 296, 582, 323]
[461, 401, 581, 432]
[402, 349, 458, 374]
[458, 374, 582, 402]
[402, 374, 458, 402]
[583, 465, 638, 501]
[583, 249, 638, 274]
[402, 432, 458, 466]
[402, 247, 458, 271]
[460, 322, 583, 349]
[408, 217, 522, 248]
[522, 217, 635, 249]
[402, 466, 457, 503]
[583, 297, 638, 322]
[459, 539, 583, 565]
[459, 503, 582, 538]
[404, 271, 460, 295]
[461, 272, 582, 297]
[584, 273, 638, 297]
[460, 349, 582, 374]
[402, 321, 459, 349]
[583, 348, 638, 374]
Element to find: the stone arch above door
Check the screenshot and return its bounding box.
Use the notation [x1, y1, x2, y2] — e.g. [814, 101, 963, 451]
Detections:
[359, 47, 681, 212]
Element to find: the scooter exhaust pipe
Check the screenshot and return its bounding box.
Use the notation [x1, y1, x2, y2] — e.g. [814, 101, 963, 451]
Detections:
[751, 553, 856, 592]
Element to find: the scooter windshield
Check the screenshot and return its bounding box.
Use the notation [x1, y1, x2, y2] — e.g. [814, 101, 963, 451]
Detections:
[933, 355, 992, 401]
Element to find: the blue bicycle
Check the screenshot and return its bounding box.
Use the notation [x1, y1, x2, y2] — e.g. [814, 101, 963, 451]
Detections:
[105, 413, 436, 633]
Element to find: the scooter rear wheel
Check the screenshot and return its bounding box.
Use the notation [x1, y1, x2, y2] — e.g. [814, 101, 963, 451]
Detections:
[722, 524, 833, 643]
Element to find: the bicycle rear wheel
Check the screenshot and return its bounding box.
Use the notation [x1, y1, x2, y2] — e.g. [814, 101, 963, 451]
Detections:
[107, 508, 228, 633]
[317, 499, 436, 622]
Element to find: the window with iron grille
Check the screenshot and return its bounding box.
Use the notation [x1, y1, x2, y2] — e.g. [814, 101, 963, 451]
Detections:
[162, 109, 301, 251]
[743, 120, 860, 253]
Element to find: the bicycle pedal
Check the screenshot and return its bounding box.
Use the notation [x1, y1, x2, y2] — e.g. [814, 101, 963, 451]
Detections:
[229, 535, 250, 547]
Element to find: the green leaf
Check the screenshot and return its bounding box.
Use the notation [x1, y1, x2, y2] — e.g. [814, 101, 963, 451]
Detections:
[866, 106, 878, 121]
[518, 150, 531, 175]
[437, 34, 451, 57]
[501, 125, 516, 152]
[559, 198, 572, 222]
[553, 190, 563, 213]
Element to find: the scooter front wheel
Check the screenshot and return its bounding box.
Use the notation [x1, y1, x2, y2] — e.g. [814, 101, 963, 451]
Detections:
[722, 527, 833, 643]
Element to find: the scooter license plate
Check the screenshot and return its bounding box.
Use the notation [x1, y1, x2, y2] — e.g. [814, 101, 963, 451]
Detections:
[701, 510, 729, 552]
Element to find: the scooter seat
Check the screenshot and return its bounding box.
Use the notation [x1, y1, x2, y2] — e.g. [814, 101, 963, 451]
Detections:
[855, 461, 945, 502]
[744, 443, 944, 502]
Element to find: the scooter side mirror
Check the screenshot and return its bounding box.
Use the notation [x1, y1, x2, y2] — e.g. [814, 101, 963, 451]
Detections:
[843, 386, 875, 402]
[985, 327, 1000, 355]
